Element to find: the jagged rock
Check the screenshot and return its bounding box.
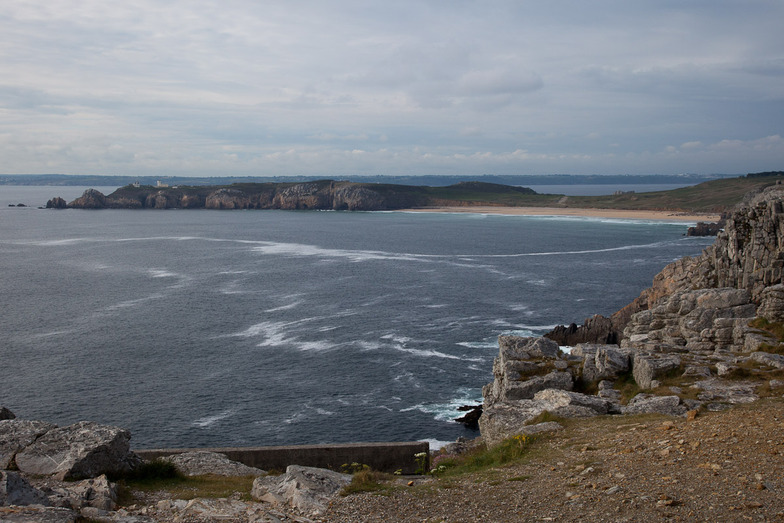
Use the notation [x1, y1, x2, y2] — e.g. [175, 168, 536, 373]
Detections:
[0, 470, 49, 506]
[0, 419, 57, 469]
[533, 389, 614, 415]
[0, 505, 76, 522]
[632, 354, 681, 390]
[498, 371, 574, 402]
[693, 379, 759, 404]
[0, 407, 15, 420]
[750, 351, 784, 369]
[682, 365, 712, 378]
[454, 405, 483, 429]
[621, 394, 688, 416]
[546, 314, 618, 346]
[496, 335, 562, 359]
[687, 221, 723, 237]
[159, 451, 266, 477]
[251, 465, 351, 516]
[68, 189, 107, 209]
[15, 421, 141, 480]
[757, 284, 784, 322]
[478, 401, 550, 448]
[483, 336, 572, 405]
[45, 475, 117, 511]
[580, 344, 630, 383]
[45, 197, 67, 209]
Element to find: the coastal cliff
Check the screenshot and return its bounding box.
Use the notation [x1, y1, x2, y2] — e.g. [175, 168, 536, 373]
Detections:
[547, 184, 784, 346]
[481, 184, 784, 447]
[51, 180, 539, 211]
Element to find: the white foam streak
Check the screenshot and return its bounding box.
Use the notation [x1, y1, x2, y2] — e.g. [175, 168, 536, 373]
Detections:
[192, 409, 235, 428]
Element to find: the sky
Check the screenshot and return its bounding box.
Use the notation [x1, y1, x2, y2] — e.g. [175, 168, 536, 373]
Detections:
[1, 1, 783, 177]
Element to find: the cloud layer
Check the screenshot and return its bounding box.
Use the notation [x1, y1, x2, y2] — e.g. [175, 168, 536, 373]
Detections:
[1, 1, 782, 176]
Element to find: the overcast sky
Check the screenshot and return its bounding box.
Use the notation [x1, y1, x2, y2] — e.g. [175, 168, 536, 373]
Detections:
[1, 1, 783, 177]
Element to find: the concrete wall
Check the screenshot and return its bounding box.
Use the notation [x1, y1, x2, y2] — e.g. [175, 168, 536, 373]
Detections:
[135, 441, 430, 474]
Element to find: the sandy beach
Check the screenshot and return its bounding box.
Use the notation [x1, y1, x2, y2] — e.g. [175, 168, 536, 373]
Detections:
[397, 206, 721, 222]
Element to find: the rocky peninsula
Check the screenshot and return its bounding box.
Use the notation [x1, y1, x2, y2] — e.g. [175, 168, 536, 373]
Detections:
[46, 180, 537, 211]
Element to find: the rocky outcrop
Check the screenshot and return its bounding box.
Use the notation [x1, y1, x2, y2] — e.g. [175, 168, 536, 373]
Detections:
[45, 197, 67, 209]
[14, 421, 140, 480]
[60, 180, 431, 211]
[0, 407, 15, 421]
[0, 470, 49, 507]
[548, 184, 784, 345]
[0, 420, 56, 469]
[67, 188, 107, 209]
[686, 220, 724, 236]
[251, 465, 351, 516]
[160, 451, 266, 477]
[484, 185, 784, 447]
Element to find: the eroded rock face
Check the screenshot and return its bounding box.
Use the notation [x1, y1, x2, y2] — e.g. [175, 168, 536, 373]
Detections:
[14, 421, 140, 480]
[621, 288, 760, 354]
[251, 465, 351, 516]
[68, 189, 107, 209]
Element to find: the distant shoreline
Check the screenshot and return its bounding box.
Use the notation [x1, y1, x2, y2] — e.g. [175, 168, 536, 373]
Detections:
[396, 206, 722, 222]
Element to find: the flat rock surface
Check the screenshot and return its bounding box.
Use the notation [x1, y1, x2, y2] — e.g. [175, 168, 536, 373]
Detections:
[324, 398, 784, 522]
[160, 451, 266, 477]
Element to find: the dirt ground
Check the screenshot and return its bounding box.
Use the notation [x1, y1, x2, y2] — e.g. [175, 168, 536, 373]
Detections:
[323, 398, 784, 522]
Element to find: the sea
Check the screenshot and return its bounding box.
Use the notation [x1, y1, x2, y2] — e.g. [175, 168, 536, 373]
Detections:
[0, 185, 715, 450]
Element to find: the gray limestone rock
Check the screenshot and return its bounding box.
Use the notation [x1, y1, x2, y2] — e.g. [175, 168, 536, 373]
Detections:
[757, 284, 784, 322]
[533, 389, 613, 415]
[45, 475, 117, 511]
[160, 451, 266, 477]
[632, 354, 681, 390]
[478, 401, 550, 448]
[15, 421, 141, 480]
[751, 351, 784, 369]
[694, 379, 759, 404]
[621, 394, 687, 417]
[497, 335, 562, 360]
[502, 371, 574, 401]
[0, 470, 49, 506]
[581, 345, 630, 383]
[252, 465, 351, 516]
[0, 419, 57, 469]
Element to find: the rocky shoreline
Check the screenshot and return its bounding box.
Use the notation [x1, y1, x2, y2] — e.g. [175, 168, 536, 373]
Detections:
[480, 184, 784, 447]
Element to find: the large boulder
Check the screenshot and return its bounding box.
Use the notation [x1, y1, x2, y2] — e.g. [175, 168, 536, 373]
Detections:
[632, 354, 681, 390]
[251, 465, 351, 516]
[580, 344, 630, 383]
[0, 420, 57, 469]
[621, 394, 688, 417]
[0, 470, 49, 507]
[160, 451, 266, 477]
[14, 421, 141, 480]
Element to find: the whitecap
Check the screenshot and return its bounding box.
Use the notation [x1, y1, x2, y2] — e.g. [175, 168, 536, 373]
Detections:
[422, 439, 455, 451]
[401, 389, 483, 423]
[148, 269, 178, 278]
[264, 301, 301, 312]
[192, 409, 235, 428]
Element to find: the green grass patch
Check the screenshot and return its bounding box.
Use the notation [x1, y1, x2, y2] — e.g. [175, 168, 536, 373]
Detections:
[118, 474, 257, 506]
[613, 371, 641, 405]
[436, 434, 537, 477]
[340, 469, 393, 496]
[524, 410, 564, 426]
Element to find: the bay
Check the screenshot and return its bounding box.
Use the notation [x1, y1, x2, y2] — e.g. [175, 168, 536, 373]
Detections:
[0, 187, 714, 449]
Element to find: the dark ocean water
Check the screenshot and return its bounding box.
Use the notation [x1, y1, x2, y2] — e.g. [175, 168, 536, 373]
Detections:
[0, 186, 714, 449]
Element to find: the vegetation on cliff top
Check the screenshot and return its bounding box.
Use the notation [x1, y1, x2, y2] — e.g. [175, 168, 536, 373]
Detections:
[74, 173, 784, 213]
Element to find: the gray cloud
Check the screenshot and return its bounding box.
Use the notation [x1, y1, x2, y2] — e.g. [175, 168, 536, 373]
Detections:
[0, 0, 782, 176]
